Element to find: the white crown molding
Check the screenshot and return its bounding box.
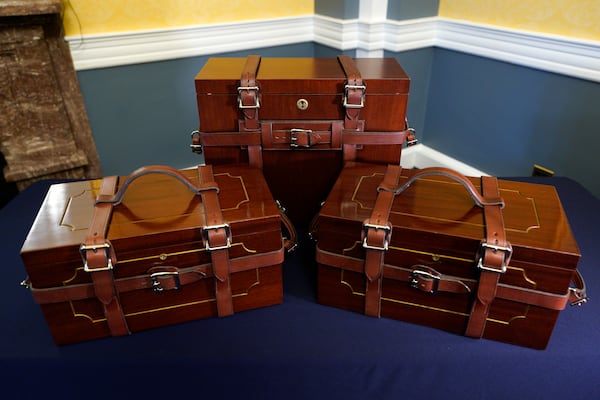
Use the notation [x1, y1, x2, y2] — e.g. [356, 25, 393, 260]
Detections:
[66, 15, 600, 83]
[435, 18, 600, 83]
[67, 15, 314, 70]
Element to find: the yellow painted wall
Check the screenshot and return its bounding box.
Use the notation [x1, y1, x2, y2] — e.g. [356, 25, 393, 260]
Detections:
[62, 0, 314, 36]
[63, 0, 599, 41]
[439, 0, 600, 41]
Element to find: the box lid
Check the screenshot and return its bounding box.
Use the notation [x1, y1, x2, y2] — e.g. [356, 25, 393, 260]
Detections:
[318, 163, 580, 270]
[20, 165, 282, 286]
[195, 57, 410, 95]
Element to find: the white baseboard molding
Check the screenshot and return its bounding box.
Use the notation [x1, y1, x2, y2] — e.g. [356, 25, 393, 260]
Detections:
[185, 144, 485, 176]
[67, 15, 600, 83]
[400, 144, 489, 177]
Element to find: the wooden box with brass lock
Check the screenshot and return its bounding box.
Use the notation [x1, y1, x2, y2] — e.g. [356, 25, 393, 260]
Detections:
[19, 164, 292, 345]
[193, 56, 414, 226]
[312, 162, 587, 349]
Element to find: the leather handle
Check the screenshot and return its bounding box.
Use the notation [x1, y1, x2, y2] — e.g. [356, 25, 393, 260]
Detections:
[279, 209, 298, 252]
[379, 167, 504, 208]
[96, 165, 219, 205]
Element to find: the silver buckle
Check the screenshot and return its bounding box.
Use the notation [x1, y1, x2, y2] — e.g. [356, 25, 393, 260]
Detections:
[570, 288, 589, 306]
[476, 242, 512, 273]
[237, 86, 260, 109]
[410, 269, 441, 294]
[342, 84, 366, 108]
[150, 271, 181, 292]
[202, 223, 232, 251]
[406, 127, 418, 146]
[362, 222, 391, 251]
[80, 243, 114, 272]
[190, 130, 203, 153]
[290, 129, 313, 148]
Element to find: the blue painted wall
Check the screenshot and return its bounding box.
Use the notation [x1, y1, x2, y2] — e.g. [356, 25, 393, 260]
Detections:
[78, 42, 434, 177]
[387, 0, 440, 20]
[77, 43, 315, 175]
[77, 44, 600, 198]
[314, 0, 359, 19]
[313, 44, 434, 136]
[424, 48, 600, 197]
[385, 48, 435, 136]
[75, 0, 600, 199]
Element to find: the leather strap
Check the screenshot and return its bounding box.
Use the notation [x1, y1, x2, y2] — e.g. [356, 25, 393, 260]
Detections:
[81, 176, 130, 337]
[81, 165, 228, 336]
[361, 164, 403, 317]
[338, 55, 364, 131]
[406, 265, 471, 294]
[569, 269, 589, 306]
[239, 55, 261, 131]
[315, 247, 587, 311]
[464, 176, 510, 338]
[194, 131, 262, 147]
[360, 166, 510, 330]
[29, 248, 284, 305]
[198, 165, 234, 317]
[384, 168, 510, 336]
[278, 207, 298, 252]
[192, 129, 264, 168]
[261, 121, 344, 149]
[196, 126, 413, 152]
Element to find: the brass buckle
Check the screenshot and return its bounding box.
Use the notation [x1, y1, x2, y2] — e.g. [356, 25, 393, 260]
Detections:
[342, 84, 366, 108]
[410, 269, 441, 294]
[362, 222, 391, 251]
[202, 223, 232, 251]
[150, 271, 181, 292]
[237, 86, 260, 109]
[476, 241, 512, 273]
[80, 243, 113, 272]
[290, 129, 313, 148]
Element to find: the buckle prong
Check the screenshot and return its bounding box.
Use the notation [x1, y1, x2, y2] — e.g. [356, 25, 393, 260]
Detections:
[150, 271, 181, 292]
[343, 84, 366, 108]
[202, 223, 232, 251]
[362, 222, 391, 251]
[477, 241, 512, 273]
[410, 269, 441, 294]
[290, 129, 313, 148]
[80, 243, 114, 272]
[237, 86, 260, 109]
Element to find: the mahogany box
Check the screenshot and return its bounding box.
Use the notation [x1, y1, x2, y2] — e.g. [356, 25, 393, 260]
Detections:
[194, 56, 413, 226]
[20, 165, 285, 345]
[314, 162, 585, 349]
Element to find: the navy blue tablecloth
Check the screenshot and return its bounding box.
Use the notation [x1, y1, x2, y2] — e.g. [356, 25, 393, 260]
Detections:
[1, 176, 598, 399]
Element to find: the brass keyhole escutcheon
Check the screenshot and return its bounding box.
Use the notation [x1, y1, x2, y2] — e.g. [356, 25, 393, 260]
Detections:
[296, 98, 309, 110]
